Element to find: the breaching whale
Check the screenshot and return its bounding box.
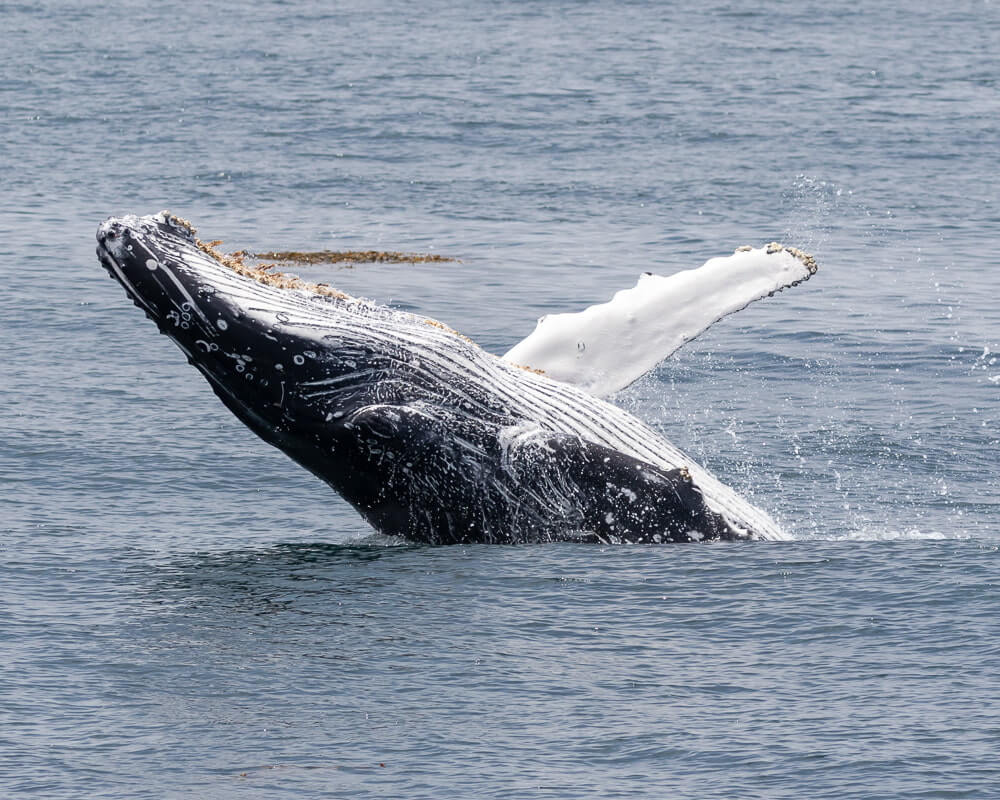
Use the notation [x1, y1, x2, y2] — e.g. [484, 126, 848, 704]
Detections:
[96, 212, 816, 544]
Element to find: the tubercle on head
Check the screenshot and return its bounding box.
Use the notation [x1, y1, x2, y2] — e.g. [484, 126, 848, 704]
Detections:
[160, 210, 196, 235]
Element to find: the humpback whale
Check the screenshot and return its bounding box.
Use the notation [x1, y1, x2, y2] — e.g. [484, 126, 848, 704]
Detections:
[96, 212, 816, 544]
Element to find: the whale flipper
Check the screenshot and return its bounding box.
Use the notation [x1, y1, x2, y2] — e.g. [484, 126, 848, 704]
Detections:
[503, 244, 817, 397]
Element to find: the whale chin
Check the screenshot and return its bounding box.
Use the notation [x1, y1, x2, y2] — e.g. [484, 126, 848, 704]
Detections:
[97, 212, 792, 544]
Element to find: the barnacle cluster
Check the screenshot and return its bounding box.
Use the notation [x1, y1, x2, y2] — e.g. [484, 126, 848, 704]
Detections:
[734, 242, 817, 274]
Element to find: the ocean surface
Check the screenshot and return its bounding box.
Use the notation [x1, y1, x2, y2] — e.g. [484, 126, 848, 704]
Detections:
[2, 0, 998, 797]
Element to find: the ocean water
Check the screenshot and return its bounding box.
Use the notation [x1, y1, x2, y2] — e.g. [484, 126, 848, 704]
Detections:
[2, 0, 998, 797]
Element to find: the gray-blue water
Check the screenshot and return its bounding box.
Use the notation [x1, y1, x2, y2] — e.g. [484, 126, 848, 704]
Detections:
[2, 1, 998, 797]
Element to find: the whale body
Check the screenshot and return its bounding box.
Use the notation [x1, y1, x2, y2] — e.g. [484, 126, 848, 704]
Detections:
[96, 212, 814, 543]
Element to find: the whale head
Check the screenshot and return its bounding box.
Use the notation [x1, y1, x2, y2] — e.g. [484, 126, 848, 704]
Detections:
[95, 212, 366, 448]
[97, 212, 263, 363]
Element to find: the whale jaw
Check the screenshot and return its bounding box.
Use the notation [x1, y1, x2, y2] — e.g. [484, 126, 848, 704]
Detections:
[96, 213, 332, 450]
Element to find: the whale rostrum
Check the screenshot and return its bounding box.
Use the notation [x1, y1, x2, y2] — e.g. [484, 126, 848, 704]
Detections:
[97, 212, 817, 544]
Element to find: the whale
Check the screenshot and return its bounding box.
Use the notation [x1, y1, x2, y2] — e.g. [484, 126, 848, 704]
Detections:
[96, 212, 816, 544]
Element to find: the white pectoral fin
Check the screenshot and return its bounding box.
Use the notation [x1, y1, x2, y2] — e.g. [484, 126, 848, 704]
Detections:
[503, 244, 818, 397]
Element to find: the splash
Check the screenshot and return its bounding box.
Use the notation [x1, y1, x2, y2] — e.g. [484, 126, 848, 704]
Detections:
[780, 174, 898, 255]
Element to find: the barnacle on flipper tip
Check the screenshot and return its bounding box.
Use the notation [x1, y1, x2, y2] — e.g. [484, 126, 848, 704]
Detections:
[765, 241, 818, 274]
[733, 241, 817, 275]
[783, 245, 818, 274]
